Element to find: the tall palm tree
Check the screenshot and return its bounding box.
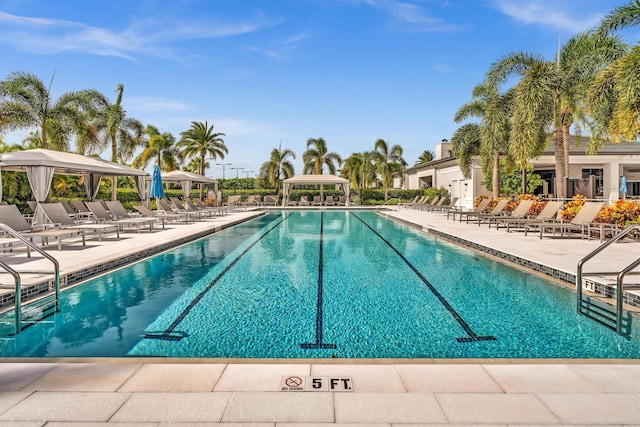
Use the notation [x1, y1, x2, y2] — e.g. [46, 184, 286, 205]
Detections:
[0, 71, 101, 151]
[341, 151, 377, 202]
[415, 150, 435, 165]
[587, 1, 640, 145]
[177, 120, 227, 198]
[302, 137, 342, 174]
[85, 84, 145, 200]
[260, 144, 296, 194]
[486, 31, 626, 197]
[132, 125, 180, 171]
[454, 83, 515, 197]
[374, 139, 406, 201]
[451, 123, 482, 180]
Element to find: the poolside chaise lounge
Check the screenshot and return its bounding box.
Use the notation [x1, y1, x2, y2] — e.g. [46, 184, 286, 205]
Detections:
[194, 198, 227, 216]
[159, 198, 202, 222]
[525, 201, 605, 239]
[423, 196, 445, 212]
[0, 204, 85, 251]
[299, 196, 310, 206]
[184, 197, 221, 218]
[86, 201, 155, 233]
[264, 195, 278, 206]
[338, 195, 348, 206]
[41, 202, 120, 241]
[499, 201, 564, 232]
[434, 197, 459, 214]
[451, 197, 492, 222]
[409, 195, 430, 210]
[465, 199, 509, 225]
[325, 195, 335, 206]
[133, 205, 190, 226]
[169, 197, 209, 220]
[399, 196, 419, 209]
[225, 195, 243, 207]
[246, 195, 261, 206]
[487, 199, 534, 229]
[105, 201, 160, 231]
[312, 195, 322, 206]
[70, 200, 93, 220]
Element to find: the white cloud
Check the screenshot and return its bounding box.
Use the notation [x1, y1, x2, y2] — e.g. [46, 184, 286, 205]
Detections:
[126, 97, 192, 113]
[491, 0, 603, 33]
[344, 0, 463, 32]
[0, 11, 279, 60]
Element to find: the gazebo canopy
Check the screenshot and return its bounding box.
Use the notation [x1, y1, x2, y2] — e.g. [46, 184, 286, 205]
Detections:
[159, 170, 218, 199]
[282, 174, 350, 206]
[0, 148, 147, 223]
[0, 148, 146, 176]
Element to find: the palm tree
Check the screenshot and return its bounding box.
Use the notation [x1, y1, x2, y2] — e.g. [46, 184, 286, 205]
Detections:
[132, 125, 180, 171]
[587, 1, 640, 145]
[374, 139, 406, 201]
[85, 84, 145, 200]
[341, 151, 377, 202]
[415, 150, 435, 165]
[453, 83, 515, 197]
[302, 137, 342, 174]
[0, 71, 101, 151]
[260, 144, 296, 194]
[177, 120, 227, 198]
[486, 31, 626, 197]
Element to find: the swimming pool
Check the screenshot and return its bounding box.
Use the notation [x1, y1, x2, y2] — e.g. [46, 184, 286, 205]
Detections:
[1, 210, 640, 358]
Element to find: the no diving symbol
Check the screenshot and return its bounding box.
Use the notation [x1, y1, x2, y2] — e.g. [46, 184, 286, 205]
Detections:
[285, 376, 303, 387]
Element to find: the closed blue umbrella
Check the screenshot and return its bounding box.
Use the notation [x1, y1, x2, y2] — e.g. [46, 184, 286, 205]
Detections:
[150, 164, 165, 208]
[620, 176, 628, 200]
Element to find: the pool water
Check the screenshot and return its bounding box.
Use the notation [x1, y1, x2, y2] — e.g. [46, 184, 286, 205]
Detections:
[2, 210, 640, 358]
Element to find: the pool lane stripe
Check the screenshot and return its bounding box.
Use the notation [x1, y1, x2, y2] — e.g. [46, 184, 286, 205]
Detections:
[301, 211, 337, 349]
[351, 213, 496, 343]
[143, 212, 293, 342]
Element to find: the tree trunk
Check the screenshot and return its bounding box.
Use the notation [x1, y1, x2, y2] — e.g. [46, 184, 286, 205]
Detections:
[521, 167, 527, 194]
[111, 136, 118, 201]
[492, 153, 500, 198]
[553, 128, 565, 198]
[111, 176, 117, 201]
[562, 122, 571, 180]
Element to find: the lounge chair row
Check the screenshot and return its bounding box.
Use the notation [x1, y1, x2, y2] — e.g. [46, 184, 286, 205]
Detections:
[0, 196, 226, 252]
[431, 197, 616, 241]
[298, 195, 347, 206]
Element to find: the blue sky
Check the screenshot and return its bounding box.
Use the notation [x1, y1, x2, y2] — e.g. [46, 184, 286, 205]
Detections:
[0, 0, 632, 178]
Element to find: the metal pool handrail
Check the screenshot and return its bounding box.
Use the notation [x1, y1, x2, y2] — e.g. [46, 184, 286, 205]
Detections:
[576, 224, 640, 335]
[0, 223, 60, 334]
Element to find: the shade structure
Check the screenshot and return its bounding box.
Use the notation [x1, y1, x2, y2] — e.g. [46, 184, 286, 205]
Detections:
[160, 170, 218, 199]
[282, 174, 350, 206]
[150, 165, 165, 200]
[620, 176, 628, 199]
[0, 148, 146, 224]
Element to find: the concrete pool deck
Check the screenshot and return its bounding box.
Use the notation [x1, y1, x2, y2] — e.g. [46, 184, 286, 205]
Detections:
[1, 205, 640, 425]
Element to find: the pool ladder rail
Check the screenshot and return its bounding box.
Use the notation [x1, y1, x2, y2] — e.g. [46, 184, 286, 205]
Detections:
[0, 223, 60, 335]
[576, 224, 640, 336]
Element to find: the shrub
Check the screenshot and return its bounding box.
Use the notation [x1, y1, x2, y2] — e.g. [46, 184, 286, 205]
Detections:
[595, 199, 640, 228]
[558, 195, 587, 220]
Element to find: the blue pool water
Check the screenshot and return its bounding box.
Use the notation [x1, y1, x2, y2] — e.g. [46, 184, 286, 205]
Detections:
[1, 210, 640, 358]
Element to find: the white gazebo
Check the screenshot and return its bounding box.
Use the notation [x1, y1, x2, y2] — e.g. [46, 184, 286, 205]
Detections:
[0, 148, 147, 224]
[160, 170, 218, 199]
[282, 174, 350, 206]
